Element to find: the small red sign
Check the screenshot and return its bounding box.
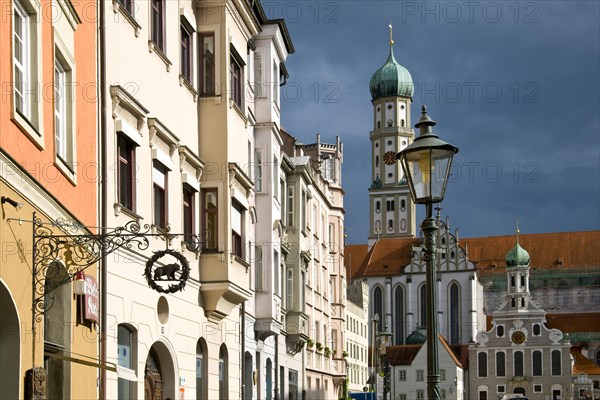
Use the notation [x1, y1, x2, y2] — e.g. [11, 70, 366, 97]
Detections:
[84, 275, 99, 323]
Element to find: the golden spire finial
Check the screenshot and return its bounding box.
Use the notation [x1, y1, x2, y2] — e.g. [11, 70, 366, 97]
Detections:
[516, 221, 520, 243]
[389, 23, 394, 46]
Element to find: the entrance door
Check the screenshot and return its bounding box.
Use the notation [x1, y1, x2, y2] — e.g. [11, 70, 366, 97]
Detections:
[0, 283, 19, 399]
[552, 389, 561, 400]
[145, 348, 164, 400]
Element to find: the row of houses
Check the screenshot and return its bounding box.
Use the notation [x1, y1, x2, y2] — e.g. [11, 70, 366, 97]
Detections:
[0, 0, 360, 399]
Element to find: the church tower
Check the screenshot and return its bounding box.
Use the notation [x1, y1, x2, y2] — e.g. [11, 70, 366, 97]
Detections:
[368, 26, 416, 247]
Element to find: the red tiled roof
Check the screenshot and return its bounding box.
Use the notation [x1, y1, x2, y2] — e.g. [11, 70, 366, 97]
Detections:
[572, 346, 600, 375]
[462, 231, 600, 276]
[345, 231, 600, 280]
[347, 238, 419, 280]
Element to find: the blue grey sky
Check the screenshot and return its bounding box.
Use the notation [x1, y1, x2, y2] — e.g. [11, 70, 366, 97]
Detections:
[270, 1, 600, 245]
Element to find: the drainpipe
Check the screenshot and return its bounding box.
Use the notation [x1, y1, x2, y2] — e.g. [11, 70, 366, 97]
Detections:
[274, 335, 279, 400]
[98, 0, 107, 397]
[241, 302, 245, 400]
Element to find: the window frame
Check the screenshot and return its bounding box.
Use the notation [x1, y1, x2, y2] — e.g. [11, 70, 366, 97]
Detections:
[150, 0, 165, 51]
[231, 199, 244, 259]
[153, 161, 168, 229]
[201, 189, 218, 251]
[183, 185, 195, 240]
[12, 0, 45, 145]
[230, 47, 244, 108]
[117, 324, 137, 399]
[117, 134, 136, 212]
[180, 22, 193, 84]
[199, 32, 215, 95]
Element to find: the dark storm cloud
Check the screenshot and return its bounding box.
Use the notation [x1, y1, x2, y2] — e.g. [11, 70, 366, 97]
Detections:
[271, 1, 600, 244]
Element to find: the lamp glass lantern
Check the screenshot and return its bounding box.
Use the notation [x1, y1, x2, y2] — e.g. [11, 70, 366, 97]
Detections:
[397, 106, 458, 205]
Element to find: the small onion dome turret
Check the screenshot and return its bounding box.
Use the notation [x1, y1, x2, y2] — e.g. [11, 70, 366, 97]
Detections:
[369, 44, 414, 100]
[405, 329, 426, 345]
[506, 230, 530, 266]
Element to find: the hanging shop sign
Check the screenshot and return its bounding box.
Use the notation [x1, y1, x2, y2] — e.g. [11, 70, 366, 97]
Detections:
[144, 249, 190, 293]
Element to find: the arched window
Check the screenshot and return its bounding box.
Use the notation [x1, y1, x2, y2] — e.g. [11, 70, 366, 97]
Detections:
[514, 351, 524, 376]
[118, 324, 137, 399]
[532, 350, 542, 376]
[375, 156, 379, 167]
[420, 284, 427, 327]
[478, 352, 487, 377]
[373, 287, 383, 332]
[375, 201, 381, 213]
[244, 352, 253, 400]
[44, 261, 71, 399]
[449, 283, 460, 345]
[266, 358, 273, 400]
[595, 349, 600, 367]
[219, 345, 228, 400]
[496, 351, 505, 377]
[394, 286, 404, 344]
[551, 350, 561, 375]
[196, 339, 208, 400]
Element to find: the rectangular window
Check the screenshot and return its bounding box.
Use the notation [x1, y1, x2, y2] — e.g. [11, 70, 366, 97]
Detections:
[117, 135, 136, 211]
[201, 189, 218, 251]
[287, 187, 295, 227]
[399, 395, 406, 400]
[273, 155, 279, 198]
[534, 385, 542, 393]
[328, 223, 335, 250]
[417, 389, 425, 400]
[274, 250, 280, 296]
[497, 385, 505, 394]
[13, 0, 30, 118]
[301, 190, 307, 232]
[183, 185, 195, 239]
[199, 33, 215, 95]
[254, 53, 263, 97]
[441, 389, 447, 399]
[416, 370, 424, 381]
[230, 49, 243, 108]
[280, 179, 285, 224]
[398, 370, 406, 381]
[286, 269, 293, 310]
[231, 200, 243, 258]
[150, 0, 164, 51]
[255, 245, 263, 291]
[153, 161, 168, 229]
[300, 270, 306, 312]
[54, 58, 69, 163]
[272, 60, 278, 105]
[254, 150, 262, 192]
[180, 23, 192, 83]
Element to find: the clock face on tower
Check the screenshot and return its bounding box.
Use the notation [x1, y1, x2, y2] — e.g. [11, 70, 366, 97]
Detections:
[511, 330, 526, 345]
[383, 151, 396, 165]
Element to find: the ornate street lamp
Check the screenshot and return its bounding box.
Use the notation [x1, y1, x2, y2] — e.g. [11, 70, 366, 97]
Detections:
[378, 326, 393, 400]
[396, 105, 458, 400]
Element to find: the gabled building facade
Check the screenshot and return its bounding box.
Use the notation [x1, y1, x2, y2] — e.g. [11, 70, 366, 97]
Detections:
[1, 0, 98, 398]
[468, 234, 572, 400]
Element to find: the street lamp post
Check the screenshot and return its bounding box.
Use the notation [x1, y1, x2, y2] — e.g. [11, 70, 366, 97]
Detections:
[378, 326, 393, 400]
[396, 105, 458, 400]
[371, 313, 380, 397]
